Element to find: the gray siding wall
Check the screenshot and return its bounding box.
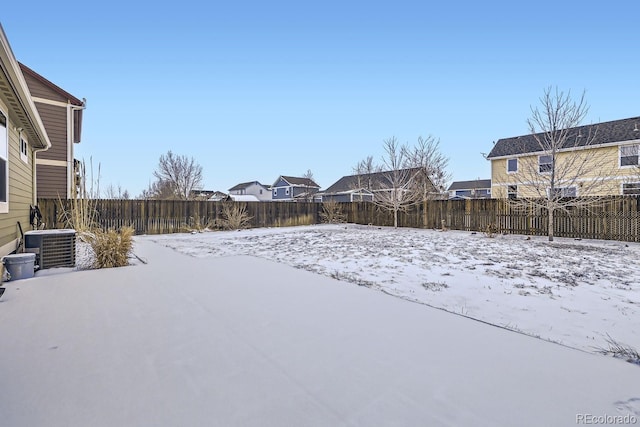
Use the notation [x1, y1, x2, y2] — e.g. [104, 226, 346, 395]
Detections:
[33, 102, 67, 162]
[323, 194, 351, 203]
[272, 186, 291, 200]
[36, 164, 67, 199]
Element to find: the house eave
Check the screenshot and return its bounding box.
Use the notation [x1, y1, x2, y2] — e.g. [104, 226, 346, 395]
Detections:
[0, 25, 51, 150]
[487, 138, 640, 161]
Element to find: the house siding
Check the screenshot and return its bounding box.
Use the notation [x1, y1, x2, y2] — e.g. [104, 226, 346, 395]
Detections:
[33, 101, 67, 162]
[22, 70, 68, 103]
[0, 125, 33, 254]
[491, 145, 637, 198]
[323, 194, 351, 203]
[36, 164, 67, 199]
[272, 186, 291, 200]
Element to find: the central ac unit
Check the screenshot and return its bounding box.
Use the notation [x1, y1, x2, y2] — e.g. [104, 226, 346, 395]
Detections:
[24, 229, 76, 270]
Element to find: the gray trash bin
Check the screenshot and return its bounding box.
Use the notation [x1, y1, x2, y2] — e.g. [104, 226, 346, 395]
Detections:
[3, 253, 36, 280]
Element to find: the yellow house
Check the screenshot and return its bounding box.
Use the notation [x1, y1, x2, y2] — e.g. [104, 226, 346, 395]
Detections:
[487, 116, 640, 199]
[0, 24, 52, 258]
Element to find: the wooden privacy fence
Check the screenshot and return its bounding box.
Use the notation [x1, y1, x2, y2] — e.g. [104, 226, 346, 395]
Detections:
[37, 197, 640, 242]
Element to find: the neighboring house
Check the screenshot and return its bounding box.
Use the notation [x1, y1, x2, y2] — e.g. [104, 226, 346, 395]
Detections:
[447, 179, 492, 199]
[190, 190, 217, 200]
[207, 191, 230, 202]
[319, 168, 435, 202]
[271, 176, 320, 201]
[317, 173, 375, 202]
[487, 116, 640, 198]
[229, 194, 260, 202]
[19, 63, 85, 199]
[228, 181, 271, 201]
[0, 25, 52, 257]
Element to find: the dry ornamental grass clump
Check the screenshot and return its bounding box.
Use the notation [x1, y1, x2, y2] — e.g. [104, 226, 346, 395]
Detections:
[87, 227, 134, 269]
[221, 203, 253, 230]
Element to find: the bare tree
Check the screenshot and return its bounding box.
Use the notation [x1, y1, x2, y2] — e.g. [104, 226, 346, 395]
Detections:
[503, 87, 616, 241]
[153, 151, 203, 200]
[402, 135, 451, 200]
[301, 169, 317, 202]
[139, 179, 175, 200]
[374, 137, 422, 228]
[352, 156, 381, 191]
[104, 183, 130, 200]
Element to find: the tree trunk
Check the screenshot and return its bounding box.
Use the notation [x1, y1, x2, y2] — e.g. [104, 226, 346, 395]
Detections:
[393, 208, 398, 228]
[548, 205, 554, 242]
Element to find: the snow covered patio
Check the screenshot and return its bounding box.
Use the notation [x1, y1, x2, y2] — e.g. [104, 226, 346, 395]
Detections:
[0, 233, 639, 426]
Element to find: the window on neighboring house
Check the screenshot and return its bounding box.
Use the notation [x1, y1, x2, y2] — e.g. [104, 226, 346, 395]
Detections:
[620, 145, 639, 167]
[550, 186, 577, 198]
[507, 158, 517, 173]
[539, 155, 553, 173]
[0, 110, 7, 211]
[273, 188, 278, 196]
[259, 189, 263, 195]
[455, 190, 472, 198]
[285, 188, 290, 196]
[622, 183, 640, 195]
[507, 185, 517, 199]
[19, 136, 28, 164]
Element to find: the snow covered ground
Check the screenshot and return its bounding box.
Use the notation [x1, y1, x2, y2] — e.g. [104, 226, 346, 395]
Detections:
[148, 224, 640, 354]
[1, 237, 639, 426]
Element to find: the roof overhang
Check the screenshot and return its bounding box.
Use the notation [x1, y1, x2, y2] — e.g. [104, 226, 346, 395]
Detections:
[487, 138, 640, 160]
[0, 25, 50, 150]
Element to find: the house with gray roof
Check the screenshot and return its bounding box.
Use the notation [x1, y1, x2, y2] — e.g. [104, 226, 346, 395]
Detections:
[447, 179, 492, 199]
[228, 181, 271, 201]
[318, 167, 435, 202]
[271, 176, 320, 201]
[487, 116, 640, 198]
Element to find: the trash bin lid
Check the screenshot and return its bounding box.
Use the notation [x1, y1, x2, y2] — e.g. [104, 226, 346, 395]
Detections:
[3, 253, 36, 262]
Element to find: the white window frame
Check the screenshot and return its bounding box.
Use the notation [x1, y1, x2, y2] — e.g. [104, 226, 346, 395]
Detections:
[19, 135, 28, 164]
[619, 144, 639, 168]
[273, 188, 278, 196]
[507, 185, 517, 200]
[285, 188, 290, 196]
[0, 105, 8, 213]
[538, 155, 553, 174]
[622, 182, 640, 195]
[507, 158, 518, 174]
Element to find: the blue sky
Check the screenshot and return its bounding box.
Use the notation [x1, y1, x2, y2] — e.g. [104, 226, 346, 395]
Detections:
[2, 1, 639, 196]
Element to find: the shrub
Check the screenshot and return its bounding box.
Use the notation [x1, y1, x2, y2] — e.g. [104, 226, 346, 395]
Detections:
[319, 200, 346, 224]
[184, 212, 215, 233]
[87, 227, 134, 269]
[483, 223, 499, 238]
[221, 202, 252, 230]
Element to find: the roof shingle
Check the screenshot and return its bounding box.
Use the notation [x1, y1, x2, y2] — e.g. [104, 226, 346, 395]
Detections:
[487, 116, 640, 158]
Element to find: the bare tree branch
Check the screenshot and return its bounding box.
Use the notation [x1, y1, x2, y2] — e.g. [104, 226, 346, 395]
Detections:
[151, 151, 204, 200]
[373, 137, 423, 228]
[402, 135, 450, 199]
[499, 87, 618, 241]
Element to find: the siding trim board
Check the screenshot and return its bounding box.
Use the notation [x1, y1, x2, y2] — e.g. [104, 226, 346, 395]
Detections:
[32, 96, 69, 108]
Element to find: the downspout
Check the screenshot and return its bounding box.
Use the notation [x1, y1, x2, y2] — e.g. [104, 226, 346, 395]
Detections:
[32, 139, 49, 206]
[67, 99, 86, 199]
